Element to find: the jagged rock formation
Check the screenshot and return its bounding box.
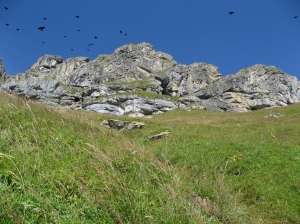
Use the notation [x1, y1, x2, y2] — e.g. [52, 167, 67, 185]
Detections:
[197, 65, 300, 112]
[1, 42, 299, 115]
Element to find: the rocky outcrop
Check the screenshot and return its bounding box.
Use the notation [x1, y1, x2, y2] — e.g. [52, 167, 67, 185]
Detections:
[1, 42, 299, 115]
[156, 63, 222, 97]
[30, 54, 63, 74]
[196, 65, 300, 111]
[83, 94, 178, 116]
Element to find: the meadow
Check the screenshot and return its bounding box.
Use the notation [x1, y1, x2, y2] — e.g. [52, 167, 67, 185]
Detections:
[0, 91, 299, 223]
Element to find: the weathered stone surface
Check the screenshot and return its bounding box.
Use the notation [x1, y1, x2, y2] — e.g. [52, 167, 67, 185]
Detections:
[1, 43, 299, 116]
[83, 94, 177, 116]
[96, 42, 177, 82]
[30, 54, 63, 74]
[156, 63, 222, 97]
[196, 64, 300, 111]
[0, 78, 60, 99]
[101, 119, 145, 131]
[147, 130, 170, 140]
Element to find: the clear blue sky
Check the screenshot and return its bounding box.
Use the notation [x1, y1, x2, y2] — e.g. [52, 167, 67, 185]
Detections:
[0, 0, 299, 79]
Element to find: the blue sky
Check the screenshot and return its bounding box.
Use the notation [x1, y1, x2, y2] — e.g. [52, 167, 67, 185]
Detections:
[0, 0, 299, 79]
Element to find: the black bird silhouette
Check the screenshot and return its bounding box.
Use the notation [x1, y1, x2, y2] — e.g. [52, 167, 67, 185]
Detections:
[6, 24, 9, 26]
[4, 7, 8, 10]
[228, 12, 234, 15]
[78, 30, 80, 32]
[38, 27, 45, 31]
[43, 18, 47, 20]
[91, 44, 94, 46]
[64, 35, 66, 37]
[43, 42, 45, 44]
[94, 36, 97, 39]
[71, 49, 73, 51]
[16, 29, 20, 31]
[120, 30, 122, 34]
[88, 44, 91, 46]
[295, 16, 298, 19]
[125, 33, 127, 36]
[76, 16, 79, 18]
[87, 49, 89, 51]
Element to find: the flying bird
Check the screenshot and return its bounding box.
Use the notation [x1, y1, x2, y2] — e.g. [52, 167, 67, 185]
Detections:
[228, 12, 234, 15]
[16, 29, 20, 31]
[4, 7, 8, 10]
[94, 36, 97, 39]
[71, 49, 73, 51]
[38, 26, 45, 31]
[64, 36, 66, 37]
[76, 16, 79, 18]
[43, 42, 45, 44]
[6, 24, 9, 26]
[78, 30, 80, 32]
[295, 16, 298, 19]
[120, 30, 122, 34]
[43, 18, 47, 20]
[125, 33, 127, 36]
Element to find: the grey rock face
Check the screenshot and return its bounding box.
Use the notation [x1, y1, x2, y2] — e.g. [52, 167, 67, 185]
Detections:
[156, 63, 222, 97]
[1, 43, 299, 116]
[1, 78, 60, 99]
[46, 42, 177, 87]
[197, 65, 300, 111]
[30, 54, 63, 74]
[83, 94, 177, 117]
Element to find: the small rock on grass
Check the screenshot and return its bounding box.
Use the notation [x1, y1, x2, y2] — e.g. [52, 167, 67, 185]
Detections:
[147, 130, 170, 140]
[101, 119, 145, 131]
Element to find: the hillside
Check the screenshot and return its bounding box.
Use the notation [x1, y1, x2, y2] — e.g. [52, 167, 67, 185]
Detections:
[1, 91, 300, 223]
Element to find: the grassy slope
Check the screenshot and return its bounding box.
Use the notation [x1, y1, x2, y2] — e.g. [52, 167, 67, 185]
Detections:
[141, 106, 300, 223]
[0, 91, 299, 223]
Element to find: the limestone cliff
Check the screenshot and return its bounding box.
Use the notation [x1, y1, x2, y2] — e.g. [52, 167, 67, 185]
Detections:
[1, 42, 299, 115]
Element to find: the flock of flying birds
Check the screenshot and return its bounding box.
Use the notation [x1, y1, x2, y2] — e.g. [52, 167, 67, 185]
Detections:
[3, 6, 299, 52]
[3, 6, 128, 52]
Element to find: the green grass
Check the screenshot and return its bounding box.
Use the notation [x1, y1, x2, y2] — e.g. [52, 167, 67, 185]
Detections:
[114, 89, 160, 99]
[1, 91, 300, 223]
[101, 78, 156, 88]
[135, 107, 300, 223]
[58, 83, 88, 94]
